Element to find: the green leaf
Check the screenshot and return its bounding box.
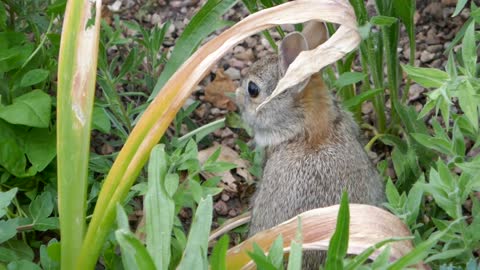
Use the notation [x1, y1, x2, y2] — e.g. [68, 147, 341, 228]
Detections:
[325, 191, 350, 270]
[387, 228, 450, 270]
[343, 88, 382, 111]
[0, 121, 29, 177]
[116, 204, 130, 231]
[150, 0, 239, 99]
[177, 195, 213, 270]
[7, 260, 42, 270]
[209, 235, 229, 270]
[401, 65, 449, 88]
[40, 240, 60, 270]
[370, 15, 397, 26]
[25, 128, 56, 172]
[462, 21, 477, 77]
[0, 2, 6, 31]
[452, 0, 468, 16]
[410, 133, 453, 156]
[455, 80, 479, 132]
[145, 145, 175, 270]
[405, 181, 424, 226]
[334, 72, 366, 88]
[0, 188, 17, 218]
[115, 229, 156, 270]
[287, 217, 303, 270]
[385, 178, 400, 207]
[33, 217, 59, 231]
[92, 106, 111, 133]
[424, 248, 466, 263]
[0, 240, 34, 263]
[267, 236, 284, 269]
[29, 192, 54, 222]
[247, 244, 277, 270]
[0, 219, 18, 244]
[20, 69, 50, 87]
[0, 90, 52, 128]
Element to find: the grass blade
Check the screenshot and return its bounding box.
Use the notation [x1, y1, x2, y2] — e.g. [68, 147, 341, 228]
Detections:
[56, 0, 102, 269]
[210, 235, 230, 270]
[325, 191, 350, 270]
[115, 229, 156, 270]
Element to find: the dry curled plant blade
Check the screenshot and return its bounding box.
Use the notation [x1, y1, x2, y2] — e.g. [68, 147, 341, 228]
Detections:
[226, 204, 428, 270]
[256, 0, 361, 111]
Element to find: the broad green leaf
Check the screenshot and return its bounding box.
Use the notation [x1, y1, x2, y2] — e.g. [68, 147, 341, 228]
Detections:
[401, 65, 448, 88]
[0, 90, 51, 128]
[410, 133, 453, 156]
[325, 191, 350, 270]
[385, 178, 400, 207]
[0, 188, 17, 218]
[40, 241, 60, 270]
[92, 106, 111, 133]
[462, 22, 477, 77]
[405, 181, 424, 226]
[335, 71, 366, 88]
[116, 229, 156, 270]
[343, 88, 382, 111]
[150, 0, 239, 99]
[20, 69, 50, 87]
[29, 192, 54, 222]
[0, 240, 34, 263]
[7, 260, 42, 270]
[0, 219, 18, 244]
[0, 121, 29, 177]
[370, 15, 397, 26]
[177, 195, 213, 270]
[33, 217, 59, 231]
[145, 145, 175, 270]
[210, 235, 229, 270]
[25, 128, 56, 172]
[456, 80, 479, 132]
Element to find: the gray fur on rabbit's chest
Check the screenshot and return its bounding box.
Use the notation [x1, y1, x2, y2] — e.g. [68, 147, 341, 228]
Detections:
[248, 138, 384, 235]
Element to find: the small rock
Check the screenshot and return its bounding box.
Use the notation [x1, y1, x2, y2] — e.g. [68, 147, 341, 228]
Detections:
[211, 108, 221, 115]
[424, 2, 443, 20]
[431, 59, 443, 68]
[194, 103, 208, 118]
[426, 28, 439, 45]
[361, 101, 373, 115]
[166, 24, 175, 36]
[221, 193, 230, 201]
[233, 46, 245, 54]
[221, 128, 234, 138]
[224, 67, 241, 80]
[420, 51, 435, 63]
[245, 37, 257, 48]
[151, 13, 162, 26]
[170, 1, 183, 8]
[235, 48, 254, 61]
[100, 143, 114, 155]
[108, 0, 122, 12]
[228, 209, 239, 217]
[214, 201, 229, 215]
[427, 44, 443, 53]
[441, 0, 457, 6]
[408, 84, 425, 102]
[229, 58, 245, 69]
[182, 97, 196, 110]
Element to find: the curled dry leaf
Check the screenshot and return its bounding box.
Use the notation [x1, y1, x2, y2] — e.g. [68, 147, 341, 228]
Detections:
[226, 204, 427, 270]
[204, 69, 238, 111]
[198, 143, 253, 193]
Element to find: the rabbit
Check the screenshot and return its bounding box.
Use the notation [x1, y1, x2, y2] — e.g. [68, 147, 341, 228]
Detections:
[235, 21, 385, 269]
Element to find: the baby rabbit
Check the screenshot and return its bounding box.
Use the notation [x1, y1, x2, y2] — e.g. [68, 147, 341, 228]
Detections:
[235, 22, 385, 268]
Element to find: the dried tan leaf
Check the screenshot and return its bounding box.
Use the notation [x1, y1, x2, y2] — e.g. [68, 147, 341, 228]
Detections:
[204, 69, 238, 111]
[256, 1, 361, 111]
[198, 143, 253, 192]
[226, 204, 428, 270]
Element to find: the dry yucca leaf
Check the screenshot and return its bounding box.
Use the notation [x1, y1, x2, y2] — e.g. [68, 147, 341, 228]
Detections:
[225, 205, 426, 270]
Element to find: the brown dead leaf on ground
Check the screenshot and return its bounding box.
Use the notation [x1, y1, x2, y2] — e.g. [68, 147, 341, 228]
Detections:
[204, 69, 237, 111]
[198, 142, 253, 193]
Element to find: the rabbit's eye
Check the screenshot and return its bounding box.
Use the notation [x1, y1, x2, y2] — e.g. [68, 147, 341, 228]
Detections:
[248, 81, 259, 98]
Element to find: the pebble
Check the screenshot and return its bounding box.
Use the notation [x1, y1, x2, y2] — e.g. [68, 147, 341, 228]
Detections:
[151, 13, 162, 26]
[408, 84, 425, 102]
[235, 48, 254, 61]
[224, 67, 241, 80]
[420, 51, 435, 63]
[427, 44, 443, 53]
[214, 200, 229, 215]
[221, 193, 230, 201]
[229, 58, 246, 69]
[108, 0, 122, 12]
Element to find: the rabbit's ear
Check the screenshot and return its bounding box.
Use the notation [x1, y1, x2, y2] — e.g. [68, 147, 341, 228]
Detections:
[279, 32, 308, 76]
[302, 21, 328, 50]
